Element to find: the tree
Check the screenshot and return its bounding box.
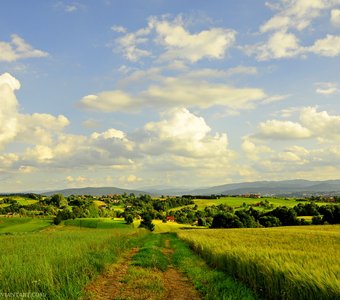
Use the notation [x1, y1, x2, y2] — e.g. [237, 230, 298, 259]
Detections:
[125, 214, 134, 225]
[50, 194, 68, 208]
[139, 213, 155, 231]
[211, 213, 243, 228]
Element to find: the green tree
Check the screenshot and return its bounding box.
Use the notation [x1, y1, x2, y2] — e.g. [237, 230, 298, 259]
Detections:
[139, 213, 155, 231]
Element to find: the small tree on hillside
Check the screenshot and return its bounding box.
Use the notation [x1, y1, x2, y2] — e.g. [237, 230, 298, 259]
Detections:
[139, 213, 155, 231]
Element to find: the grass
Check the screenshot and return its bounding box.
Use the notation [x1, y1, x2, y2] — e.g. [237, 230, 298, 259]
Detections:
[178, 225, 340, 300]
[64, 217, 130, 229]
[132, 234, 168, 271]
[0, 226, 146, 299]
[0, 196, 38, 206]
[169, 196, 331, 212]
[168, 233, 258, 300]
[152, 219, 200, 232]
[0, 217, 52, 234]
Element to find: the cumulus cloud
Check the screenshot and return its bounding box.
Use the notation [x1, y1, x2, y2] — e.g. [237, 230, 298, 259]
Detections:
[260, 0, 338, 33]
[300, 106, 340, 139]
[0, 35, 48, 62]
[246, 1, 340, 60]
[331, 9, 340, 26]
[252, 107, 340, 141]
[141, 107, 231, 159]
[0, 73, 21, 148]
[309, 34, 340, 56]
[245, 30, 303, 61]
[113, 15, 236, 63]
[0, 73, 70, 150]
[149, 16, 236, 63]
[257, 120, 312, 139]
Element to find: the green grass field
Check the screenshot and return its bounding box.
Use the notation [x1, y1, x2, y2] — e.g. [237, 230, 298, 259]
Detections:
[64, 217, 131, 229]
[0, 225, 147, 299]
[169, 196, 331, 212]
[0, 217, 52, 234]
[178, 225, 340, 300]
[0, 196, 38, 206]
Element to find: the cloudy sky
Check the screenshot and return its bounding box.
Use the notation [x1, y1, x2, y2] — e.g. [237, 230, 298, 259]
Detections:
[0, 0, 340, 192]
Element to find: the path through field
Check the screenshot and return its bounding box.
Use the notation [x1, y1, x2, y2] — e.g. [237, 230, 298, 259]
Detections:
[85, 237, 201, 300]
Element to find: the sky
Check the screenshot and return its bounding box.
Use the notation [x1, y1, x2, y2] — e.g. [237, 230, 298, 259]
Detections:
[0, 0, 340, 192]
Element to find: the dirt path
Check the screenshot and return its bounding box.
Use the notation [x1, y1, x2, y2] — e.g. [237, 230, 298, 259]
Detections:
[85, 247, 140, 300]
[84, 238, 201, 300]
[162, 239, 201, 300]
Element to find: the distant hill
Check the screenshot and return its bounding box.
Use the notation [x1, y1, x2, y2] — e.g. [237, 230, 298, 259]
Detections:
[42, 186, 150, 197]
[186, 179, 340, 197]
[41, 179, 340, 197]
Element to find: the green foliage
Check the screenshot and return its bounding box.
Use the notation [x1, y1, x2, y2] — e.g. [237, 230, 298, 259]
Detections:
[139, 214, 155, 231]
[125, 214, 134, 224]
[50, 194, 68, 208]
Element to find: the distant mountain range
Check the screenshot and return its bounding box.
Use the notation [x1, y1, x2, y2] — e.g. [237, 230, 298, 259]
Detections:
[186, 179, 340, 197]
[42, 179, 340, 197]
[42, 187, 149, 197]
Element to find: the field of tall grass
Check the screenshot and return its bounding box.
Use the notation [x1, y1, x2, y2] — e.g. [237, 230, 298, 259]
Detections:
[0, 226, 146, 299]
[178, 225, 340, 300]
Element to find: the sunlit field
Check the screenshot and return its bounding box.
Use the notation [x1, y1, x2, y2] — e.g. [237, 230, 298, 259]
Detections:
[0, 225, 146, 299]
[178, 225, 340, 300]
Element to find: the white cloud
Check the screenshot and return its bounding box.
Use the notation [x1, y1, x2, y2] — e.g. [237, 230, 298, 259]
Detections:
[300, 106, 340, 139]
[79, 69, 268, 112]
[78, 91, 134, 112]
[331, 9, 340, 26]
[0, 35, 48, 62]
[260, 0, 339, 32]
[111, 25, 127, 33]
[245, 30, 303, 61]
[247, 1, 340, 60]
[0, 73, 70, 149]
[115, 27, 152, 61]
[144, 77, 267, 110]
[114, 15, 236, 63]
[257, 120, 312, 139]
[149, 16, 236, 63]
[315, 82, 339, 94]
[0, 73, 20, 148]
[141, 107, 231, 158]
[309, 34, 340, 56]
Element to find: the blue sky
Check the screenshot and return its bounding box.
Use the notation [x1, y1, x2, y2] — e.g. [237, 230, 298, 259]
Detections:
[0, 0, 340, 192]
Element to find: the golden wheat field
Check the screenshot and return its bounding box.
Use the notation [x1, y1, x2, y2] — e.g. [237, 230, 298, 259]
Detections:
[178, 225, 340, 300]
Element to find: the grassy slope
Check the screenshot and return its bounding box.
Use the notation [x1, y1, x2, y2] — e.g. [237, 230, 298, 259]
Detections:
[170, 196, 331, 212]
[178, 225, 340, 300]
[0, 217, 52, 233]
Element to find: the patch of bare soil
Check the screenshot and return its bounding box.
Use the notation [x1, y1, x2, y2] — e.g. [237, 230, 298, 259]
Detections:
[162, 239, 201, 300]
[84, 247, 139, 300]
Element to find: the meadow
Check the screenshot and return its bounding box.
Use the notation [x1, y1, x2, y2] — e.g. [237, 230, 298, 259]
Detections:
[178, 225, 340, 300]
[0, 224, 147, 299]
[0, 217, 52, 234]
[169, 196, 299, 212]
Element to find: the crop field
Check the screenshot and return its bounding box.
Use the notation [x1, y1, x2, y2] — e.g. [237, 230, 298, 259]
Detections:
[0, 225, 146, 299]
[0, 217, 52, 234]
[178, 225, 340, 300]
